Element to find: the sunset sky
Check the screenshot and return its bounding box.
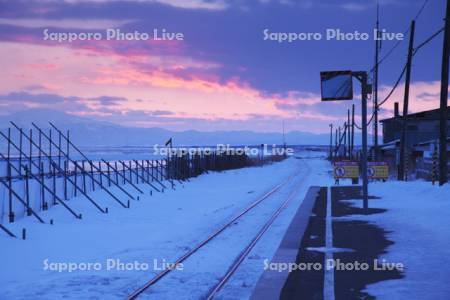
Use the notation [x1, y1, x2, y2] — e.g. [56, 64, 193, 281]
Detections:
[0, 0, 446, 133]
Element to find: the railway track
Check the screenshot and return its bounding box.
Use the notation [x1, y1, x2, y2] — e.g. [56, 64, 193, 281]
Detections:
[127, 159, 311, 300]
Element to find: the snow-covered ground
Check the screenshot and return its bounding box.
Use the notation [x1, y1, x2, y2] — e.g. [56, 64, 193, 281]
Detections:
[144, 155, 332, 300]
[0, 152, 330, 300]
[4, 151, 447, 300]
[340, 181, 450, 300]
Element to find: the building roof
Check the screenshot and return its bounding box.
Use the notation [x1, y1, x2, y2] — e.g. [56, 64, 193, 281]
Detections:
[379, 137, 450, 151]
[379, 139, 399, 150]
[414, 136, 450, 147]
[380, 106, 450, 123]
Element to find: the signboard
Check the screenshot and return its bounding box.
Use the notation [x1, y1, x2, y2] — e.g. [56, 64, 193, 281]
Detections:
[367, 162, 389, 179]
[320, 71, 353, 101]
[334, 161, 359, 179]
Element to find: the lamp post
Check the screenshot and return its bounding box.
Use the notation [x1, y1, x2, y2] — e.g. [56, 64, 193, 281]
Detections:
[320, 70, 371, 212]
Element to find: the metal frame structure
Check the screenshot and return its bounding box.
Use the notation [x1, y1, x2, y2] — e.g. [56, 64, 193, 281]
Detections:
[0, 122, 287, 238]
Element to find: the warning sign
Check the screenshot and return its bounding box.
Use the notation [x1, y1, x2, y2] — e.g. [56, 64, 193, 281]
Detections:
[334, 161, 359, 179]
[367, 162, 389, 179]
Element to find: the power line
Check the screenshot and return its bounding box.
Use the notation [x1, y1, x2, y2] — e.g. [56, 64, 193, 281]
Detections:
[413, 0, 430, 20]
[353, 63, 405, 130]
[377, 63, 407, 108]
[376, 26, 444, 109]
[333, 0, 433, 134]
[354, 109, 375, 130]
[360, 0, 432, 129]
[369, 29, 409, 74]
[414, 26, 445, 55]
[368, 0, 430, 74]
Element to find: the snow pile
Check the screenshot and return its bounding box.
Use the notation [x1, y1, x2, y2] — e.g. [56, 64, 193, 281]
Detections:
[343, 180, 450, 300]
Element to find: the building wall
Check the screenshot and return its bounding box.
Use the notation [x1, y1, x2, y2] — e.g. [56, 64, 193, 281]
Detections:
[383, 119, 449, 146]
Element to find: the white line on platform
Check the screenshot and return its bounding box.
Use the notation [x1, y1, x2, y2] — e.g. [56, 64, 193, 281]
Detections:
[324, 187, 335, 300]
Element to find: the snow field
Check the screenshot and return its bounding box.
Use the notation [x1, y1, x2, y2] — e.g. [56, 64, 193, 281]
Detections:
[336, 181, 450, 300]
[0, 153, 329, 299]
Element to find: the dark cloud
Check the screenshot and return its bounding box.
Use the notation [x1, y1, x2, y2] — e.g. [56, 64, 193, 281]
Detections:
[151, 110, 174, 116]
[416, 92, 440, 102]
[0, 89, 333, 132]
[0, 0, 441, 98]
[89, 96, 127, 106]
[0, 91, 79, 103]
[0, 92, 133, 113]
[275, 100, 354, 118]
[0, 91, 179, 124]
[22, 84, 51, 91]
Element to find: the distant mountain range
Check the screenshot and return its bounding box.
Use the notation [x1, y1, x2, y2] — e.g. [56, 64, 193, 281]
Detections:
[0, 108, 370, 147]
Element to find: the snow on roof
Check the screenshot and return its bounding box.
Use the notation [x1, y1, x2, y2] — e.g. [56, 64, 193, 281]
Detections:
[380, 106, 450, 123]
[379, 139, 399, 150]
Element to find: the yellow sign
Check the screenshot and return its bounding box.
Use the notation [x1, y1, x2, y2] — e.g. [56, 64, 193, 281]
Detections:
[368, 162, 389, 179]
[334, 161, 359, 179]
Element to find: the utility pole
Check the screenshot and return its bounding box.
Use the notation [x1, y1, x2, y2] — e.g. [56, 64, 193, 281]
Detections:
[347, 109, 351, 159]
[361, 73, 369, 211]
[374, 3, 380, 161]
[351, 72, 370, 212]
[343, 122, 347, 159]
[335, 128, 338, 157]
[329, 124, 333, 161]
[338, 126, 341, 158]
[399, 20, 415, 181]
[439, 0, 450, 186]
[351, 104, 355, 159]
[320, 70, 370, 212]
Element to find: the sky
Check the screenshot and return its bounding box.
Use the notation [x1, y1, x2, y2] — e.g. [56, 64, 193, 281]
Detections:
[0, 0, 447, 134]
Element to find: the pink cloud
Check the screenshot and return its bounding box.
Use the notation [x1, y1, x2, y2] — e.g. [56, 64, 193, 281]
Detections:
[26, 63, 58, 70]
[378, 80, 447, 119]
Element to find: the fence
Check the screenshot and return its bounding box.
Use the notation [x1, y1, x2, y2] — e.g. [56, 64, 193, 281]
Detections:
[166, 150, 285, 180]
[416, 157, 450, 182]
[0, 122, 286, 238]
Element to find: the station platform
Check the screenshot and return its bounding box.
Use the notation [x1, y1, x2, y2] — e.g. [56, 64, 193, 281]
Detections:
[251, 185, 402, 300]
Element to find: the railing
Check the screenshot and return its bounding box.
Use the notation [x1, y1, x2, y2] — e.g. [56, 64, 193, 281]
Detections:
[0, 122, 286, 236]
